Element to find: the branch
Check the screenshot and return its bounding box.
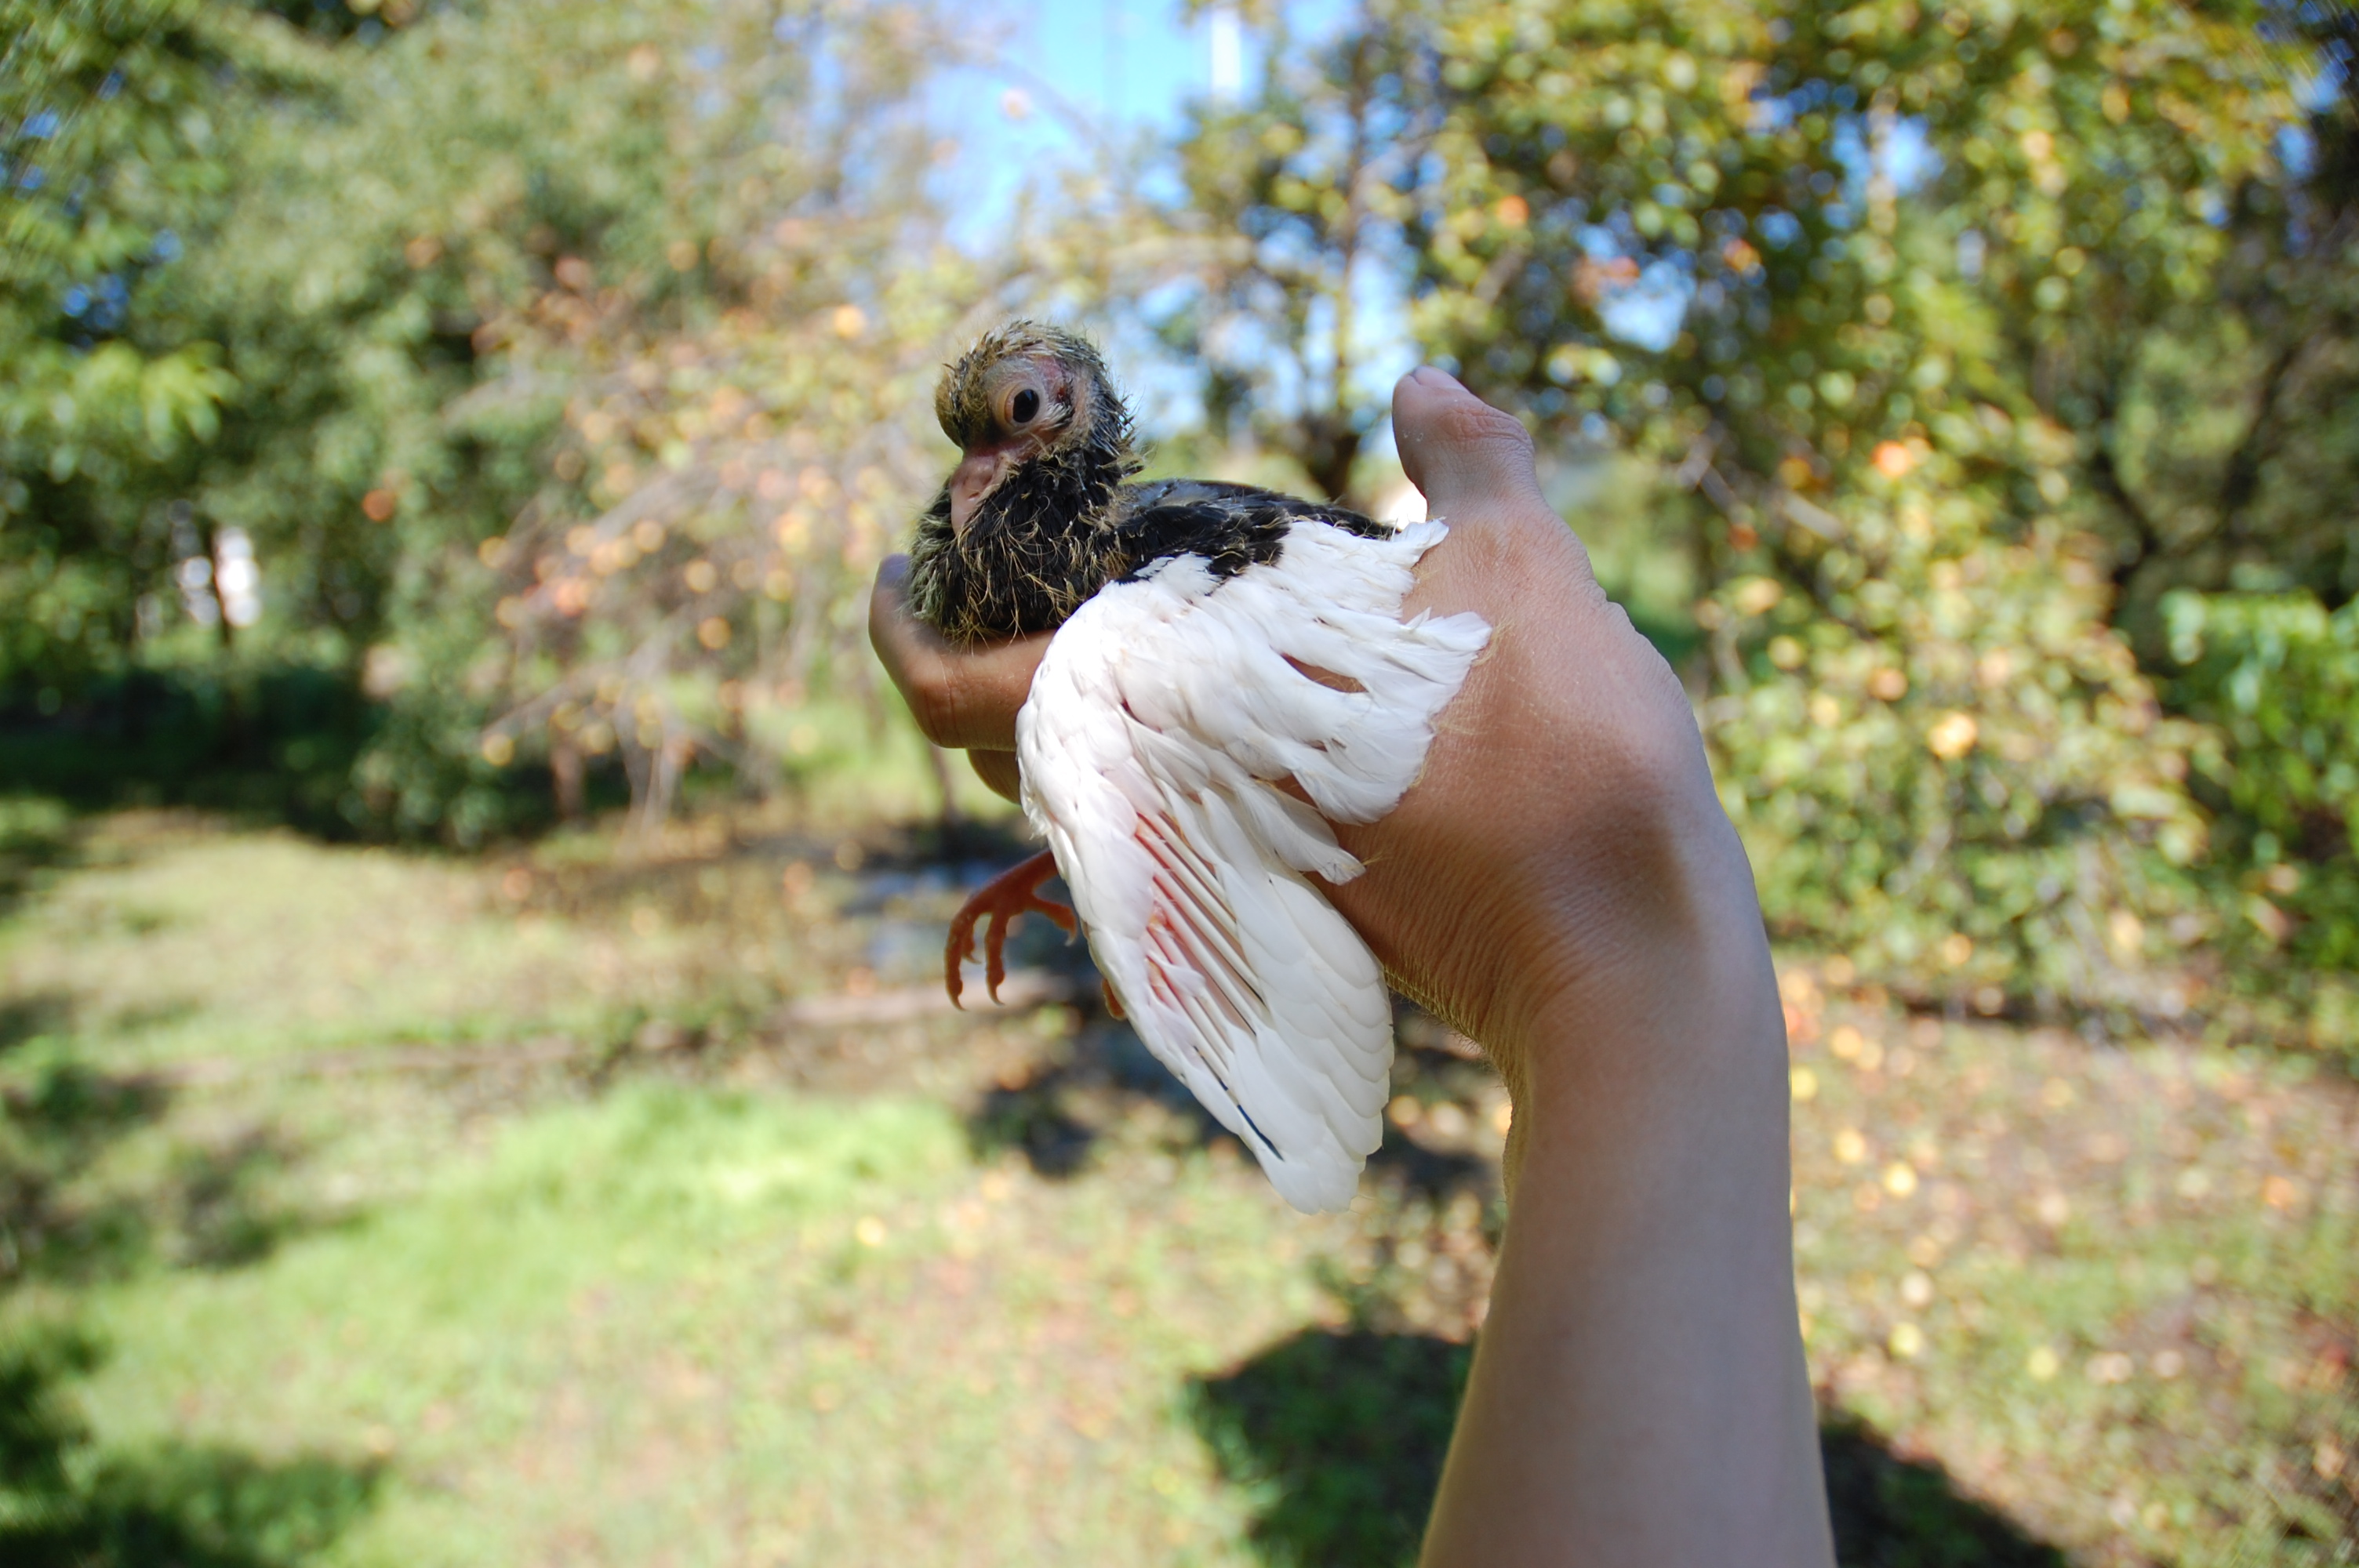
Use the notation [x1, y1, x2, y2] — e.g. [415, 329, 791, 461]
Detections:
[1674, 432, 1869, 637]
[2088, 405, 2166, 597]
[2216, 307, 2355, 546]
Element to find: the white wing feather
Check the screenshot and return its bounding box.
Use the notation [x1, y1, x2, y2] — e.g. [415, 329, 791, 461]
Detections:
[1016, 520, 1489, 1212]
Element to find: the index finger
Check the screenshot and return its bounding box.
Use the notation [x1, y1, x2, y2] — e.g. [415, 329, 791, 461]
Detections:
[867, 555, 1050, 752]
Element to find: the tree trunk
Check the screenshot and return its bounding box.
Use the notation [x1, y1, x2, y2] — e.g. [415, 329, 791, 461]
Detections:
[1299, 417, 1364, 506]
[550, 739, 585, 822]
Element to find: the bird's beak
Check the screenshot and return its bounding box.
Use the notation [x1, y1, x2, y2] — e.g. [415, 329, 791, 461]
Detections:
[948, 450, 1009, 537]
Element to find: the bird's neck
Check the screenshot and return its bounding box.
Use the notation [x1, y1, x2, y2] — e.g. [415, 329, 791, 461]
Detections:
[906, 430, 1141, 644]
[1023, 430, 1135, 535]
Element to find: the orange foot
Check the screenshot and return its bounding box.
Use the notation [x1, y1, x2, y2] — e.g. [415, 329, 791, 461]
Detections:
[946, 851, 1075, 1007]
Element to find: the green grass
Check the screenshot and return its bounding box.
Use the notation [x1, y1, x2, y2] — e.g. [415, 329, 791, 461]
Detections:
[0, 804, 2351, 1564]
[1779, 971, 2357, 1564]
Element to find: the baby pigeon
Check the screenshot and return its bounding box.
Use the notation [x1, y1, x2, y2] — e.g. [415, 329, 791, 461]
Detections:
[907, 321, 1488, 1212]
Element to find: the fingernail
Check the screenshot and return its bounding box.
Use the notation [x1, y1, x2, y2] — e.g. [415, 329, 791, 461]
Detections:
[1409, 365, 1459, 390]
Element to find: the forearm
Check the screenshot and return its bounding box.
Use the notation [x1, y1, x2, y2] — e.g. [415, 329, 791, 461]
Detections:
[1421, 918, 1833, 1567]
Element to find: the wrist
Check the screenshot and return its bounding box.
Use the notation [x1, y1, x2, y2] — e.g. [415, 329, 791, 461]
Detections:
[1491, 765, 1787, 1132]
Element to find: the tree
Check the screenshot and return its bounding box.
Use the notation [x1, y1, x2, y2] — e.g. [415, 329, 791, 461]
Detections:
[1151, 4, 1441, 503]
[1377, 0, 2346, 1010]
[344, 0, 987, 836]
[2, 0, 979, 838]
[0, 0, 273, 689]
[1409, 0, 2311, 579]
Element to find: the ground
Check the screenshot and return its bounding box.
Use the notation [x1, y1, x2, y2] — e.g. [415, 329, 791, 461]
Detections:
[0, 800, 2351, 1566]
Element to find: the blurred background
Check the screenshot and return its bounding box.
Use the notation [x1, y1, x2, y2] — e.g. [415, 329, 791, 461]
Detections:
[1, 0, 2354, 1561]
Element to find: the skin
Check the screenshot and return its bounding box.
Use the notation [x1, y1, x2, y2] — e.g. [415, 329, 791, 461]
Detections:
[871, 367, 1835, 1566]
[943, 354, 1073, 535]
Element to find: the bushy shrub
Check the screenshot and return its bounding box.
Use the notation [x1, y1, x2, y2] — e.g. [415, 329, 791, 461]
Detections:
[344, 673, 547, 848]
[2162, 591, 2359, 1057]
[1705, 511, 2209, 1016]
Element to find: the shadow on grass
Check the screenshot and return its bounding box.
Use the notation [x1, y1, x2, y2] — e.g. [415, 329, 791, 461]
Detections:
[0, 993, 73, 1055]
[965, 962, 1521, 1196]
[2, 1055, 330, 1283]
[1821, 1408, 2070, 1566]
[1192, 1328, 2071, 1568]
[1190, 1327, 1471, 1568]
[971, 1058, 1507, 1213]
[1361, 1124, 1495, 1209]
[967, 1071, 1104, 1177]
[965, 1015, 1214, 1178]
[169, 1127, 322, 1272]
[1, 1325, 380, 1567]
[0, 1058, 173, 1284]
[0, 799, 78, 921]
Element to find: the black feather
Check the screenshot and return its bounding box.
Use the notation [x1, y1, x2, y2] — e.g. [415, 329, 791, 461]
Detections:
[1110, 481, 1390, 583]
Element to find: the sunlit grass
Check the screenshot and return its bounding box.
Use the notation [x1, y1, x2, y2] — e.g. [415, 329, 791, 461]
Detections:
[1781, 967, 2357, 1563]
[0, 807, 2351, 1566]
[60, 1086, 1340, 1566]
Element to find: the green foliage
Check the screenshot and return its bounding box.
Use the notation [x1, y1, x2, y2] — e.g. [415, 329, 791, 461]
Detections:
[2164, 593, 2359, 1053]
[229, 0, 992, 837]
[1291, 0, 2350, 1010]
[0, 0, 259, 473]
[171, 0, 830, 630]
[1134, 0, 2358, 1027]
[467, 245, 990, 831]
[167, 0, 896, 834]
[1154, 9, 1434, 502]
[1709, 515, 2208, 1011]
[0, 0, 274, 689]
[1409, 0, 2326, 608]
[2166, 595, 2359, 891]
[340, 666, 537, 844]
[2, 0, 978, 839]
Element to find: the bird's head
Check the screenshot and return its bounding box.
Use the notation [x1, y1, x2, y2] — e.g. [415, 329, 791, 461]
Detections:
[907, 321, 1140, 643]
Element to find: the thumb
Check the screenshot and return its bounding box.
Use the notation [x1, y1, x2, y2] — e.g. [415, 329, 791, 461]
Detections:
[1390, 367, 1550, 523]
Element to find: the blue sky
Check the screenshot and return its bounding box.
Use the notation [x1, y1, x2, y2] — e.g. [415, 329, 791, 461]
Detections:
[926, 0, 1416, 440]
[929, 0, 1246, 247]
[926, 0, 1361, 240]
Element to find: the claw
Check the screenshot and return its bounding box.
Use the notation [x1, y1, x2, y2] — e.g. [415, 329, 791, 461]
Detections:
[945, 850, 1074, 1007]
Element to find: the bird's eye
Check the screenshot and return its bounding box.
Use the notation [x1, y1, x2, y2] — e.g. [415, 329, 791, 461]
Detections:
[1010, 388, 1041, 424]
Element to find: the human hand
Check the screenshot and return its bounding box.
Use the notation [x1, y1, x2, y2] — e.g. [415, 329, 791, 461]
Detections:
[870, 367, 1777, 1144]
[866, 555, 1041, 805]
